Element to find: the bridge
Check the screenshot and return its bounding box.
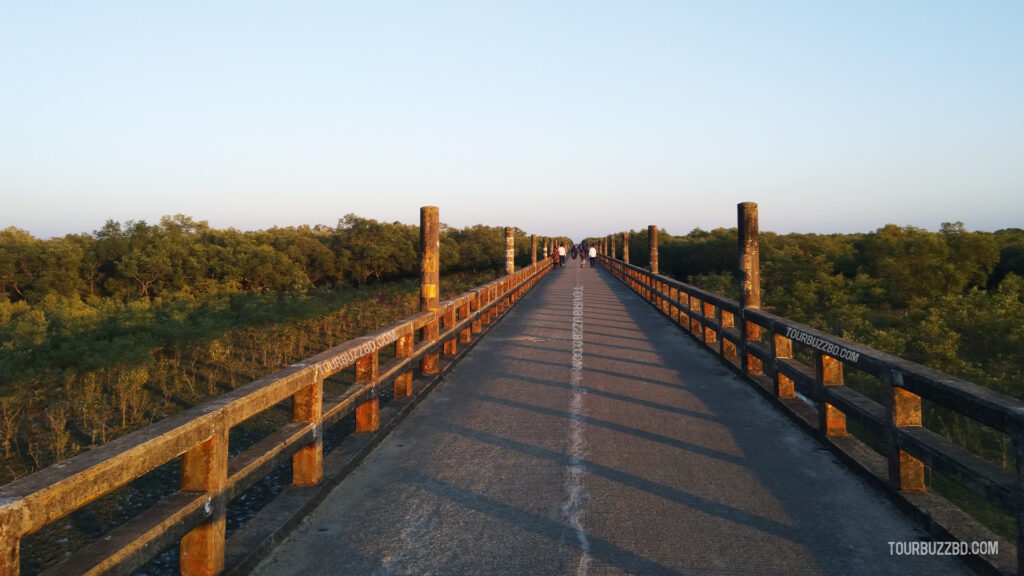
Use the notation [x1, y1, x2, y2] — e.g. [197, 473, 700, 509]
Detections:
[1, 205, 1020, 575]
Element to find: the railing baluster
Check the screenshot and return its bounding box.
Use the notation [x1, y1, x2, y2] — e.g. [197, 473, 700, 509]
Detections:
[394, 332, 414, 398]
[1, 510, 20, 576]
[689, 296, 702, 337]
[471, 290, 482, 332]
[180, 431, 229, 576]
[771, 332, 794, 398]
[459, 302, 471, 344]
[676, 289, 689, 327]
[721, 309, 737, 359]
[886, 370, 925, 491]
[703, 301, 717, 348]
[355, 351, 380, 432]
[816, 352, 846, 436]
[292, 378, 323, 486]
[443, 308, 457, 356]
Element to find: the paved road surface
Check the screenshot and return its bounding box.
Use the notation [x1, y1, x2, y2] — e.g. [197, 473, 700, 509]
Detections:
[253, 264, 971, 575]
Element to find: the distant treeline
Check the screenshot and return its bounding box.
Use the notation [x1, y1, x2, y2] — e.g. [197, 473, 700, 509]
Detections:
[1, 214, 566, 302]
[0, 215, 567, 482]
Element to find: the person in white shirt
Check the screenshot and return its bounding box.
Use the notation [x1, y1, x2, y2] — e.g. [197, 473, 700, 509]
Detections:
[557, 244, 567, 268]
[588, 245, 597, 268]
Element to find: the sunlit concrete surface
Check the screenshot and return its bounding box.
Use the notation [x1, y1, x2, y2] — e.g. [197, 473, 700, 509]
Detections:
[253, 265, 971, 575]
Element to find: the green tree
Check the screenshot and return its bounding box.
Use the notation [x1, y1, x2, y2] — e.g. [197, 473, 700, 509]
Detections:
[861, 225, 959, 308]
[941, 222, 999, 290]
[335, 215, 418, 283]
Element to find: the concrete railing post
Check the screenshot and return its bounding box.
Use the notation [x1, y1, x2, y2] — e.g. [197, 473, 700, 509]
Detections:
[771, 333, 793, 397]
[609, 234, 615, 260]
[470, 291, 482, 334]
[394, 332, 414, 397]
[443, 307, 458, 355]
[0, 518, 16, 576]
[458, 302, 471, 343]
[180, 431, 229, 576]
[738, 203, 760, 375]
[531, 234, 537, 265]
[648, 225, 658, 274]
[355, 351, 380, 431]
[292, 378, 323, 486]
[623, 232, 630, 264]
[420, 206, 440, 375]
[816, 353, 847, 436]
[505, 227, 515, 276]
[886, 370, 925, 492]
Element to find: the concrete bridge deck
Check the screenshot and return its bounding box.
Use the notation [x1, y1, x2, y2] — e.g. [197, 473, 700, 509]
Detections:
[253, 265, 970, 575]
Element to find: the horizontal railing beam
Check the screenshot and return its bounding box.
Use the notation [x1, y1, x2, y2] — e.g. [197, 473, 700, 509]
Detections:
[896, 426, 1015, 510]
[41, 491, 211, 576]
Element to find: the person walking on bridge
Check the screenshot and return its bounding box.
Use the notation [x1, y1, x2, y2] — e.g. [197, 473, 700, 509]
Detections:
[557, 244, 566, 268]
[588, 244, 597, 267]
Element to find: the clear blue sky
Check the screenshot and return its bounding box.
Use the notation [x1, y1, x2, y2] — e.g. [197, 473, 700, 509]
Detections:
[2, 1, 1022, 241]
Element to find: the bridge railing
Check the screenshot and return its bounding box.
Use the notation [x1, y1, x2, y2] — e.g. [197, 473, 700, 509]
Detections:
[0, 254, 550, 576]
[600, 253, 1023, 576]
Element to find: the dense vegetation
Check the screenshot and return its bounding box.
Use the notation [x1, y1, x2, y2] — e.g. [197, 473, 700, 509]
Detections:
[0, 215, 563, 483]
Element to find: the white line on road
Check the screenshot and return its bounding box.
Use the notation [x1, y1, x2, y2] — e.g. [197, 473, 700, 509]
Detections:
[564, 275, 590, 576]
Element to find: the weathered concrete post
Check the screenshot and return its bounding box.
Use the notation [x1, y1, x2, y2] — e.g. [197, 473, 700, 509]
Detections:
[648, 225, 658, 274]
[623, 232, 630, 264]
[543, 237, 549, 259]
[0, 524, 16, 576]
[292, 379, 323, 485]
[355, 351, 380, 431]
[609, 234, 616, 260]
[887, 372, 925, 492]
[738, 202, 761, 376]
[420, 206, 440, 375]
[180, 433, 229, 575]
[531, 234, 537, 265]
[459, 302, 471, 343]
[394, 331, 414, 396]
[772, 333, 793, 396]
[505, 227, 515, 275]
[816, 353, 846, 436]
[443, 307, 458, 355]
